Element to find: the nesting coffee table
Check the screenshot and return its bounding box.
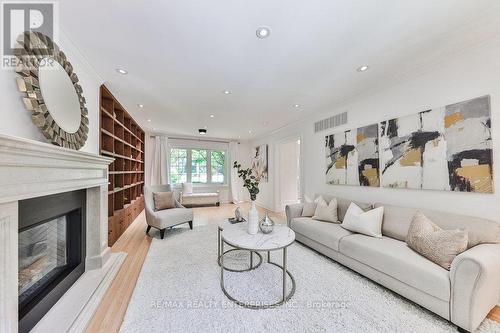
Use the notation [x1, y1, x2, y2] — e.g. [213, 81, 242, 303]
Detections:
[218, 221, 296, 309]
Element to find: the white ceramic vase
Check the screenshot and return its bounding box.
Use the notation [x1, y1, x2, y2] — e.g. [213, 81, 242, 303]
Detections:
[247, 201, 259, 235]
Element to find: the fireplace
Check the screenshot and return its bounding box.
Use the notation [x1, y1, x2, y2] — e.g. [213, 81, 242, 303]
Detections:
[18, 190, 86, 333]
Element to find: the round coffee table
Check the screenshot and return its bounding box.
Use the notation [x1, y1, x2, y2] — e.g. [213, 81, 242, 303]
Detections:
[217, 220, 262, 272]
[220, 222, 296, 309]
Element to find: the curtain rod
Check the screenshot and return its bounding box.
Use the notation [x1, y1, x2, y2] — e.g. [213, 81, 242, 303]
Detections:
[149, 135, 239, 144]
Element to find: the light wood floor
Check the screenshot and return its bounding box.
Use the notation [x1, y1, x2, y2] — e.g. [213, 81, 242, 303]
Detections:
[86, 204, 500, 332]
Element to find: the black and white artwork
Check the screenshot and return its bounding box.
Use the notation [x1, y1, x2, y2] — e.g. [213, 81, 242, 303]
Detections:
[326, 123, 379, 187]
[379, 95, 493, 193]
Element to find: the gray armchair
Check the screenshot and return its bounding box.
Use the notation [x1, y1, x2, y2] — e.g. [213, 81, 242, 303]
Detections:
[145, 185, 194, 239]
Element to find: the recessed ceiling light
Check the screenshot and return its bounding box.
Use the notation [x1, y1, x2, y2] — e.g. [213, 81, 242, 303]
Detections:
[210, 114, 215, 118]
[137, 104, 144, 108]
[357, 65, 369, 72]
[256, 27, 271, 39]
[293, 104, 300, 108]
[116, 68, 128, 75]
[199, 128, 207, 135]
[147, 119, 151, 122]
[248, 130, 252, 134]
[223, 90, 231, 95]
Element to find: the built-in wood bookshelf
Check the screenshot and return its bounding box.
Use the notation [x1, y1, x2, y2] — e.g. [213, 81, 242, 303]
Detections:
[99, 85, 145, 246]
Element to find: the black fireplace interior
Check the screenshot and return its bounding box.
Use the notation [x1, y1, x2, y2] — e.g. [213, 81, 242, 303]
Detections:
[18, 190, 86, 333]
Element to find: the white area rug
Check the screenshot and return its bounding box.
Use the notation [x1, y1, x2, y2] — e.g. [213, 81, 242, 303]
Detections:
[121, 225, 500, 332]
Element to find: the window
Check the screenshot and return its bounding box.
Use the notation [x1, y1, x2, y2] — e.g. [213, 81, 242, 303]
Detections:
[191, 149, 207, 183]
[169, 148, 226, 185]
[169, 148, 187, 184]
[211, 150, 225, 183]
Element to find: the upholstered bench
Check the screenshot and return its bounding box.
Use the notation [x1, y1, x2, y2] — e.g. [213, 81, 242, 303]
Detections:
[180, 183, 220, 207]
[181, 192, 220, 207]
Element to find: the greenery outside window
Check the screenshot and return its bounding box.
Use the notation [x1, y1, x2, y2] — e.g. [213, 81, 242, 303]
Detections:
[169, 148, 227, 185]
[169, 148, 187, 184]
[211, 151, 225, 183]
[191, 149, 208, 183]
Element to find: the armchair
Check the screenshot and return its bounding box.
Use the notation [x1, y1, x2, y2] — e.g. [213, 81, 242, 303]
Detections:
[145, 185, 194, 239]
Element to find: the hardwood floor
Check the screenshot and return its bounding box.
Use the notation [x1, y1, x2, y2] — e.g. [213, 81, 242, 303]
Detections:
[86, 203, 499, 332]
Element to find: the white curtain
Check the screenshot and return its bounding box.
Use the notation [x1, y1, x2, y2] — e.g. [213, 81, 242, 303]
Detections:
[150, 136, 169, 185]
[229, 141, 241, 203]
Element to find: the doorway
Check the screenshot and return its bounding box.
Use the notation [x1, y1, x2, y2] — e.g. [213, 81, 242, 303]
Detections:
[275, 136, 302, 211]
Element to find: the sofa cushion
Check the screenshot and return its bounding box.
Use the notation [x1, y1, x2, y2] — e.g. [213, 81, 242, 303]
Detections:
[291, 217, 353, 251]
[375, 203, 500, 247]
[406, 212, 468, 270]
[182, 182, 193, 194]
[339, 234, 450, 301]
[153, 191, 175, 211]
[312, 197, 339, 223]
[301, 195, 323, 217]
[341, 204, 384, 238]
[315, 193, 372, 221]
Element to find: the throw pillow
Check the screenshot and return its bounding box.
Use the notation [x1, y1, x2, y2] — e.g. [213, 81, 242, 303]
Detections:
[406, 212, 468, 270]
[301, 195, 323, 217]
[182, 182, 193, 194]
[153, 191, 175, 211]
[341, 203, 384, 237]
[312, 197, 339, 223]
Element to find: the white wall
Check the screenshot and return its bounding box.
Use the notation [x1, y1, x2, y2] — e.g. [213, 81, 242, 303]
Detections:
[277, 139, 301, 210]
[252, 41, 500, 221]
[0, 31, 103, 154]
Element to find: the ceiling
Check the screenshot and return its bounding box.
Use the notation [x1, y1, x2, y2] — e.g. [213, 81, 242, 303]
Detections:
[59, 0, 500, 140]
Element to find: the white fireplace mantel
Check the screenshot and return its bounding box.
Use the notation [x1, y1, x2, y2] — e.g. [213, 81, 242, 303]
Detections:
[0, 134, 125, 333]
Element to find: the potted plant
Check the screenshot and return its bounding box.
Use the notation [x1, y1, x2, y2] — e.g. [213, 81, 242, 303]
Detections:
[233, 161, 260, 234]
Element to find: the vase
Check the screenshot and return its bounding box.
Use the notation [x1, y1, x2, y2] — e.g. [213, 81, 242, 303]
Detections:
[248, 201, 259, 235]
[259, 213, 275, 234]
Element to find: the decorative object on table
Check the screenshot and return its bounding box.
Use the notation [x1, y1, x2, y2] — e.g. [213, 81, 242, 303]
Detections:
[252, 144, 268, 182]
[235, 207, 243, 221]
[233, 161, 261, 235]
[326, 123, 379, 187]
[259, 213, 275, 234]
[14, 31, 89, 149]
[228, 217, 246, 224]
[380, 95, 492, 193]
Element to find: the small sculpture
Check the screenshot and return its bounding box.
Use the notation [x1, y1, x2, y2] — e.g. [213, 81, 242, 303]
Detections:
[235, 207, 243, 222]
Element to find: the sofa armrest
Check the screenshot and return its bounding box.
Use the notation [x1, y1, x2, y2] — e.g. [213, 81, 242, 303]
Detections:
[450, 243, 500, 331]
[285, 203, 303, 227]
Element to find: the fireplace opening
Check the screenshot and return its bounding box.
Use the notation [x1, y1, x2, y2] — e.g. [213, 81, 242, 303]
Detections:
[18, 190, 86, 333]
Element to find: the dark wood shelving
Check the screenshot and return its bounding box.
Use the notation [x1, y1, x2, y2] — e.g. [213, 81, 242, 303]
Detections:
[100, 84, 145, 246]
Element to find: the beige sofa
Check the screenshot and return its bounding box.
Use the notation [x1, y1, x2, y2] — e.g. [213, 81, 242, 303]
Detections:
[286, 194, 500, 332]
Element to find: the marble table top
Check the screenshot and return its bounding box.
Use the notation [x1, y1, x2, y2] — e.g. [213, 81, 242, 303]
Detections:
[221, 222, 295, 251]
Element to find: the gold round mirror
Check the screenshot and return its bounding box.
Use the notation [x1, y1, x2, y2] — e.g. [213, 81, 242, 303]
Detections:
[14, 31, 89, 149]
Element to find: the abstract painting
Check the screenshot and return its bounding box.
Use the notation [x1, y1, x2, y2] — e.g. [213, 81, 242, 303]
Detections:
[380, 95, 492, 193]
[326, 123, 379, 187]
[252, 144, 268, 182]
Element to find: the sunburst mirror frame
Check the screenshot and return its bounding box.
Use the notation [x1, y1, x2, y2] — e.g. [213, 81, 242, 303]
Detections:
[14, 31, 89, 150]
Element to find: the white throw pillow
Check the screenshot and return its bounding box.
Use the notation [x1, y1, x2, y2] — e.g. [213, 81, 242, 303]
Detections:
[312, 197, 339, 223]
[341, 203, 384, 237]
[182, 182, 193, 194]
[301, 195, 323, 217]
